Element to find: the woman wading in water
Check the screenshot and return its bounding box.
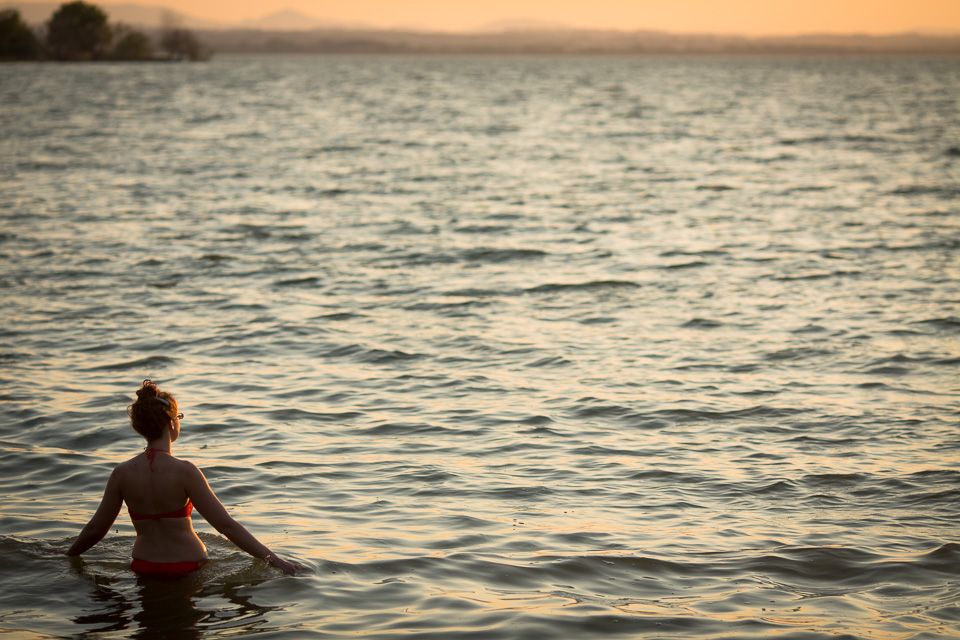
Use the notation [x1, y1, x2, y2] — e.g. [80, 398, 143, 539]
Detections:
[65, 380, 300, 576]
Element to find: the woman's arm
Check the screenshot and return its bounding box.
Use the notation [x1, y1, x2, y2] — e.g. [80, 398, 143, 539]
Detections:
[184, 462, 302, 575]
[66, 468, 124, 556]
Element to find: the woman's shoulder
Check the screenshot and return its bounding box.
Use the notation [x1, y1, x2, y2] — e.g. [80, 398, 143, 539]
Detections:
[113, 456, 138, 474]
[169, 454, 204, 477]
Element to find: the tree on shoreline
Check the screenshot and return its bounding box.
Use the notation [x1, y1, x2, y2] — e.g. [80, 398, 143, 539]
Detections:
[1, 1, 207, 61]
[112, 22, 153, 60]
[46, 1, 111, 60]
[0, 9, 41, 60]
[159, 11, 210, 61]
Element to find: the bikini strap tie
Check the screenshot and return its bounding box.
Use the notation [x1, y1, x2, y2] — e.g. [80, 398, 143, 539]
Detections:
[144, 448, 169, 471]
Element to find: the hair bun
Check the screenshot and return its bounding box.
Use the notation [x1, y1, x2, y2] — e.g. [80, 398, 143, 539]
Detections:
[136, 379, 160, 400]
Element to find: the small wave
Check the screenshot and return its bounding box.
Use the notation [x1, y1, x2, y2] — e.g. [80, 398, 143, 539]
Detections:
[200, 254, 235, 262]
[482, 124, 521, 135]
[874, 239, 960, 253]
[891, 184, 960, 198]
[653, 406, 805, 422]
[763, 347, 831, 361]
[780, 135, 831, 145]
[357, 422, 454, 436]
[454, 225, 513, 234]
[788, 435, 859, 447]
[801, 473, 867, 487]
[869, 354, 933, 365]
[910, 469, 960, 481]
[921, 542, 960, 562]
[660, 249, 729, 257]
[696, 184, 736, 191]
[262, 408, 363, 423]
[321, 344, 425, 364]
[461, 248, 548, 263]
[443, 287, 507, 298]
[627, 469, 689, 481]
[771, 270, 862, 281]
[89, 355, 178, 371]
[573, 445, 654, 458]
[364, 349, 424, 363]
[388, 464, 458, 485]
[439, 514, 498, 530]
[316, 312, 364, 321]
[660, 260, 709, 269]
[404, 300, 487, 313]
[864, 366, 911, 375]
[782, 184, 834, 193]
[525, 280, 640, 294]
[484, 485, 555, 500]
[681, 318, 723, 329]
[791, 324, 828, 334]
[748, 546, 890, 585]
[186, 114, 227, 124]
[424, 533, 491, 550]
[274, 276, 323, 287]
[317, 188, 350, 197]
[525, 356, 571, 368]
[310, 144, 362, 154]
[578, 316, 617, 325]
[754, 479, 798, 494]
[567, 399, 638, 420]
[389, 251, 458, 266]
[900, 488, 960, 509]
[914, 317, 960, 332]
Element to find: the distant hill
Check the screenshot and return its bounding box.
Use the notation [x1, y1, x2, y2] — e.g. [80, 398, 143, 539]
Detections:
[237, 9, 369, 31]
[196, 27, 960, 56]
[474, 19, 573, 33]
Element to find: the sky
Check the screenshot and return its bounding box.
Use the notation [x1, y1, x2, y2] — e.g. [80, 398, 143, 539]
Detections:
[18, 0, 960, 34]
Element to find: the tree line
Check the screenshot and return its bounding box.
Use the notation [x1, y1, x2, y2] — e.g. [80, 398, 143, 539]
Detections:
[0, 1, 210, 61]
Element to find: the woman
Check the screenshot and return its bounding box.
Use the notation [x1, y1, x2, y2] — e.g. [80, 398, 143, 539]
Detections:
[66, 380, 301, 576]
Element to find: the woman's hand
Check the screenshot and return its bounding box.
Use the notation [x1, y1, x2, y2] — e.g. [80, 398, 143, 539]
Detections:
[264, 553, 305, 575]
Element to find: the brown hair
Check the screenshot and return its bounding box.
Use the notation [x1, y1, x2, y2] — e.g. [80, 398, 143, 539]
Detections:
[127, 379, 177, 441]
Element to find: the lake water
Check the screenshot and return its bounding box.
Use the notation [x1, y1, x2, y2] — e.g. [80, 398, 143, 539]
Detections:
[1, 54, 959, 639]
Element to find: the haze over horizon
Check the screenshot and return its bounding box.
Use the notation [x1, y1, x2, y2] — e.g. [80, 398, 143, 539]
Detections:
[8, 0, 960, 35]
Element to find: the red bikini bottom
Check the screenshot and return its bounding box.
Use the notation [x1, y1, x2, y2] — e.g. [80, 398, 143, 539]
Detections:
[130, 558, 207, 577]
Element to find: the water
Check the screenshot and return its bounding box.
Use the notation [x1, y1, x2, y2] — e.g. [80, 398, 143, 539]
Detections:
[1, 54, 959, 639]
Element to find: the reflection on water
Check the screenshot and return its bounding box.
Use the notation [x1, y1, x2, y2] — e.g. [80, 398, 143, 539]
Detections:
[65, 553, 281, 639]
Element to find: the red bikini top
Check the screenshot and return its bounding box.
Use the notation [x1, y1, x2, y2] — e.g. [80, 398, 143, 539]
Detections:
[129, 499, 193, 521]
[128, 448, 194, 521]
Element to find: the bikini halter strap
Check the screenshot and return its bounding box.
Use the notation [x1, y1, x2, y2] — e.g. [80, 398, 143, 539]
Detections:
[144, 448, 170, 471]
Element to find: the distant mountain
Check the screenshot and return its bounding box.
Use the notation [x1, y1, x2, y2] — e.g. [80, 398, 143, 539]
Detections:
[198, 27, 960, 56]
[474, 19, 573, 33]
[238, 9, 369, 31]
[240, 9, 326, 31]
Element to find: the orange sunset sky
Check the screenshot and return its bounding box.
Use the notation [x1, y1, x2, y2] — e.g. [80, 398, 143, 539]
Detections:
[20, 0, 960, 34]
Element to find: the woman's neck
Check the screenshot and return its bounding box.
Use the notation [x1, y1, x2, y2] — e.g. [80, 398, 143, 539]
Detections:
[145, 424, 175, 452]
[145, 439, 172, 453]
